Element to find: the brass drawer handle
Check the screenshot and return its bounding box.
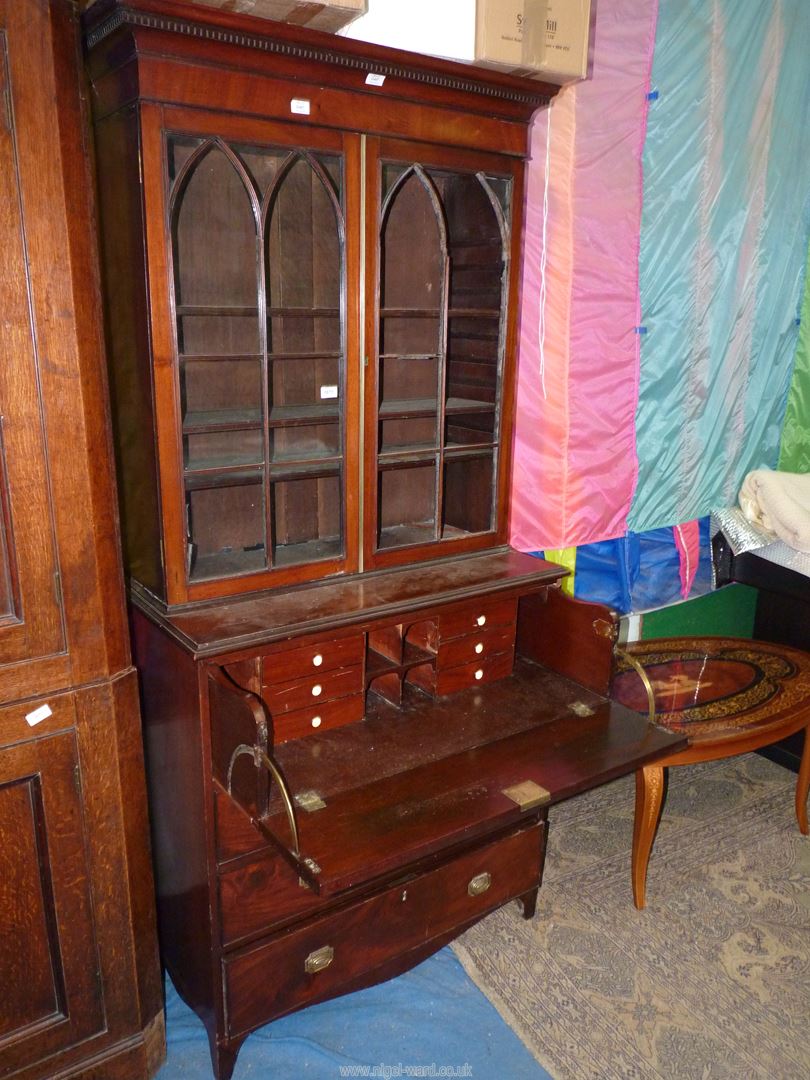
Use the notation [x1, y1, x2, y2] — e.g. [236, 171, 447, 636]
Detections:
[311, 683, 323, 697]
[304, 945, 334, 974]
[476, 614, 487, 626]
[467, 871, 492, 897]
[312, 653, 324, 667]
[474, 642, 484, 654]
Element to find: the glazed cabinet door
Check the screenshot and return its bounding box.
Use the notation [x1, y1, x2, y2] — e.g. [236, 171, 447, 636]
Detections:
[141, 106, 360, 602]
[364, 138, 524, 570]
[0, 716, 104, 1072]
[0, 21, 66, 696]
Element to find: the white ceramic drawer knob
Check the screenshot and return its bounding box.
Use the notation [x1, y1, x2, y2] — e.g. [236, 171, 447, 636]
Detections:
[311, 683, 323, 697]
[311, 715, 322, 728]
[474, 642, 484, 654]
[312, 653, 323, 667]
[474, 668, 484, 680]
[476, 614, 486, 626]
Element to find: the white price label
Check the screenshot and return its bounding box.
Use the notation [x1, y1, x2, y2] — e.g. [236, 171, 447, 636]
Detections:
[365, 73, 386, 86]
[26, 703, 52, 727]
[320, 385, 338, 400]
[290, 98, 311, 115]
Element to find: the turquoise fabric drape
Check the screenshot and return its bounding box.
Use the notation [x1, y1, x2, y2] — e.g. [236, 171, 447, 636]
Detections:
[629, 0, 810, 532]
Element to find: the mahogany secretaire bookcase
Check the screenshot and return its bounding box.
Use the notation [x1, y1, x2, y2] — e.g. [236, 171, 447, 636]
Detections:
[83, 2, 683, 1076]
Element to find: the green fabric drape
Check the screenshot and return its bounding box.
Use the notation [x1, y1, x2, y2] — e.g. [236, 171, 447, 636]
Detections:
[779, 239, 810, 472]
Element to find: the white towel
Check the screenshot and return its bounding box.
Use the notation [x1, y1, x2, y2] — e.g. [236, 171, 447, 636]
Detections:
[738, 468, 810, 552]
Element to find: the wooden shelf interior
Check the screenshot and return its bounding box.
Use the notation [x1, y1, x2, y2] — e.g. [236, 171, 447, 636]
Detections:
[169, 135, 347, 581]
[376, 163, 510, 551]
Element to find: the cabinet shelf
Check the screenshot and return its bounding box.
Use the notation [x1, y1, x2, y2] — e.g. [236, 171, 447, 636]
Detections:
[448, 308, 500, 319]
[268, 403, 340, 427]
[268, 351, 341, 362]
[183, 409, 263, 433]
[366, 642, 436, 683]
[378, 442, 438, 460]
[380, 308, 441, 319]
[177, 305, 259, 317]
[378, 397, 495, 420]
[185, 465, 263, 491]
[267, 307, 340, 318]
[377, 449, 437, 471]
[379, 353, 439, 362]
[185, 458, 342, 490]
[180, 353, 262, 363]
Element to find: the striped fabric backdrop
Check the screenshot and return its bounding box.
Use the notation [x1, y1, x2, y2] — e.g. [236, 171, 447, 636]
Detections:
[509, 0, 810, 612]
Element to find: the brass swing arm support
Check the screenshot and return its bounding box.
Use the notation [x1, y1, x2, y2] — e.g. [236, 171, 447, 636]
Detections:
[226, 743, 301, 859]
[614, 647, 657, 726]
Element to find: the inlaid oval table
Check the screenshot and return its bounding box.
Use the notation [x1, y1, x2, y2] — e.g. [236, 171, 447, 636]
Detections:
[612, 636, 810, 909]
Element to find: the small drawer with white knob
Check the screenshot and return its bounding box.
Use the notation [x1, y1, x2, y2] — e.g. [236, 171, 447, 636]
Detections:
[435, 650, 515, 696]
[262, 634, 364, 687]
[261, 667, 363, 716]
[273, 693, 364, 744]
[436, 624, 516, 671]
[437, 597, 517, 642]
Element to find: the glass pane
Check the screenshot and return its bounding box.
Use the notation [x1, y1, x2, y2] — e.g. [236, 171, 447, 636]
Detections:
[172, 143, 258, 310]
[381, 170, 444, 313]
[378, 463, 437, 549]
[444, 411, 495, 449]
[184, 430, 264, 473]
[270, 355, 339, 407]
[443, 452, 494, 537]
[271, 423, 340, 463]
[181, 358, 262, 423]
[379, 417, 437, 454]
[272, 476, 342, 566]
[380, 355, 438, 404]
[378, 169, 445, 546]
[168, 135, 204, 182]
[187, 483, 265, 581]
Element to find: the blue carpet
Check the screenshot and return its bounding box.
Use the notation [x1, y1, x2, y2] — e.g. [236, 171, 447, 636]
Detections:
[157, 946, 552, 1079]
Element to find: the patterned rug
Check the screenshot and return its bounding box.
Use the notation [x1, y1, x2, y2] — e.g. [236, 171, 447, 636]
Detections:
[453, 754, 810, 1079]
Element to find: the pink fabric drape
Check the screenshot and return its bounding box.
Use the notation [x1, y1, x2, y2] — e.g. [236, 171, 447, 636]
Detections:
[510, 0, 659, 551]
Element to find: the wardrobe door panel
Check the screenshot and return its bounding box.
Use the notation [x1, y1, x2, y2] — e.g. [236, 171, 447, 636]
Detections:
[0, 30, 65, 683]
[0, 722, 104, 1070]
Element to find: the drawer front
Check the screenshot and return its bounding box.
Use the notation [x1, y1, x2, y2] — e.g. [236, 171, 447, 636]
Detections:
[436, 624, 516, 671]
[274, 693, 365, 744]
[223, 824, 543, 1037]
[438, 597, 517, 642]
[262, 666, 363, 715]
[262, 635, 365, 686]
[435, 650, 515, 696]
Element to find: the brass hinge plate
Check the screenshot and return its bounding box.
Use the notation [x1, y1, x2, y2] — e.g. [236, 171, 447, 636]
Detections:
[295, 790, 326, 812]
[502, 780, 550, 811]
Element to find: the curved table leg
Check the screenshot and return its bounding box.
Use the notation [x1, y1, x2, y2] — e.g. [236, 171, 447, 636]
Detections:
[632, 764, 666, 910]
[796, 724, 810, 836]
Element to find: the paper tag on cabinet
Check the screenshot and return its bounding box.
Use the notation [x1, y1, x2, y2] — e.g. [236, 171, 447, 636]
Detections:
[320, 385, 338, 399]
[26, 703, 53, 727]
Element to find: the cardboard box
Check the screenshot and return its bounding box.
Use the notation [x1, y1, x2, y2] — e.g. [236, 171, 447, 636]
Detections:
[168, 0, 368, 34]
[343, 0, 591, 85]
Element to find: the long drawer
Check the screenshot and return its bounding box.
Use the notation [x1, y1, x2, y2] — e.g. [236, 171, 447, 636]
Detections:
[222, 822, 544, 1038]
